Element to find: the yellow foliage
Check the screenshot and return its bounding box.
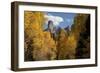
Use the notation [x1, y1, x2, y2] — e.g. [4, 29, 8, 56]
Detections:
[67, 34, 77, 48]
[24, 11, 57, 60]
[24, 12, 88, 60]
[43, 31, 56, 50]
[57, 29, 77, 59]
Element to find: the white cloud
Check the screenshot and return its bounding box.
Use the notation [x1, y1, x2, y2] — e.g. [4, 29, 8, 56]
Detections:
[44, 14, 64, 26]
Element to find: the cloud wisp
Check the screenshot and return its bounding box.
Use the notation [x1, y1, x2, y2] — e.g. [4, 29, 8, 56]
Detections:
[44, 14, 64, 26]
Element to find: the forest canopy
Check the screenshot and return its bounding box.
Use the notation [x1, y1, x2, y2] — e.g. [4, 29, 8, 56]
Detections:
[24, 11, 90, 61]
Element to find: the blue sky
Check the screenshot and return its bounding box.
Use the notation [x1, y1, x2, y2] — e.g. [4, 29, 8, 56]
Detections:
[44, 12, 76, 29]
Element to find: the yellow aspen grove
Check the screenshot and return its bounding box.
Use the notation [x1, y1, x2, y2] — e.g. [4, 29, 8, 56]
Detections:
[24, 11, 90, 61]
[24, 11, 57, 61]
